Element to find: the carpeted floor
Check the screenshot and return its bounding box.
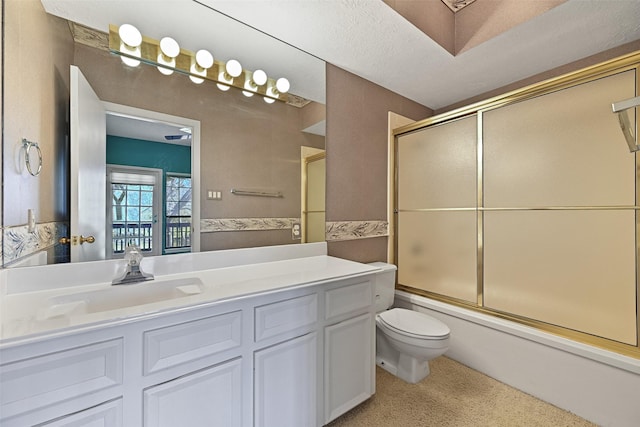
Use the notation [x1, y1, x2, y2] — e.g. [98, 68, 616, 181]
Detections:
[327, 356, 596, 427]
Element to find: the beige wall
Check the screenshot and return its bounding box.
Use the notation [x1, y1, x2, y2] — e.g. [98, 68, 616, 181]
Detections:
[325, 64, 432, 263]
[3, 0, 74, 226]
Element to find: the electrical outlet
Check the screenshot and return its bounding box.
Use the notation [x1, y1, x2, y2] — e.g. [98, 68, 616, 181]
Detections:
[291, 222, 301, 240]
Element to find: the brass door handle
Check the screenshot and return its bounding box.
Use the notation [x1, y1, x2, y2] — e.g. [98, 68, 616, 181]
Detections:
[80, 235, 96, 244]
[59, 235, 95, 245]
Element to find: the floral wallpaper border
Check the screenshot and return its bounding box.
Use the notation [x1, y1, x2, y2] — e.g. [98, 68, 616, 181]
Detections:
[201, 218, 299, 232]
[325, 220, 388, 241]
[1, 219, 389, 266]
[2, 222, 68, 266]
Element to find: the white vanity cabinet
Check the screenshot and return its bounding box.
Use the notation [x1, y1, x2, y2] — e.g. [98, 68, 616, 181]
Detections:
[253, 292, 320, 427]
[139, 307, 245, 427]
[0, 329, 125, 427]
[40, 399, 123, 427]
[324, 281, 375, 423]
[143, 357, 243, 427]
[254, 332, 318, 427]
[0, 253, 377, 427]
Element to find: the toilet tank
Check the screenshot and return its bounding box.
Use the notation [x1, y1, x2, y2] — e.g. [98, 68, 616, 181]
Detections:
[368, 262, 397, 313]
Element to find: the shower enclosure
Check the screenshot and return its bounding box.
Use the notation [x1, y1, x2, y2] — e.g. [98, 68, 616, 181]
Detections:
[394, 51, 640, 357]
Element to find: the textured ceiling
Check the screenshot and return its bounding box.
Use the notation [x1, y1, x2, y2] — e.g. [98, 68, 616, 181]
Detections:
[204, 0, 640, 109]
[42, 0, 640, 110]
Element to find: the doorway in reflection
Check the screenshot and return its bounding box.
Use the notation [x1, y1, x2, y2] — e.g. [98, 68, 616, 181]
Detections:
[105, 113, 195, 258]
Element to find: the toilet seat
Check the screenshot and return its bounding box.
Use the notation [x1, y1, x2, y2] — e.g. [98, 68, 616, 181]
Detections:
[377, 308, 450, 340]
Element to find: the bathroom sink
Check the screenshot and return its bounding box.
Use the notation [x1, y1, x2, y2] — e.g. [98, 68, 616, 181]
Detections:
[39, 277, 204, 319]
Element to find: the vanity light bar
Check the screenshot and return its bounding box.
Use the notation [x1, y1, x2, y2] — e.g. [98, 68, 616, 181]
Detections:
[108, 24, 289, 103]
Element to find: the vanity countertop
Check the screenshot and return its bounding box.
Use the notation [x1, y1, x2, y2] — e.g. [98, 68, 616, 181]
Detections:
[0, 244, 379, 345]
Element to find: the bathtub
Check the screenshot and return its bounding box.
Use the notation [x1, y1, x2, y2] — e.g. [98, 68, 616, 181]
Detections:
[394, 290, 640, 427]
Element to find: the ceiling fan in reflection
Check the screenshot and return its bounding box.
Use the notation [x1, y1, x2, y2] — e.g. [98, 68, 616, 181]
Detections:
[164, 126, 192, 141]
[164, 134, 191, 141]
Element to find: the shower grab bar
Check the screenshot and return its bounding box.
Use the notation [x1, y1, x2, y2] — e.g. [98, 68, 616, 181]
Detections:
[612, 96, 640, 152]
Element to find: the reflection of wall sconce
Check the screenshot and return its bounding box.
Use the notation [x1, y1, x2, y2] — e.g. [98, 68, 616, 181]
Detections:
[612, 95, 640, 152]
[118, 24, 142, 67]
[190, 49, 214, 84]
[243, 69, 268, 98]
[109, 24, 290, 103]
[22, 138, 43, 176]
[157, 36, 180, 75]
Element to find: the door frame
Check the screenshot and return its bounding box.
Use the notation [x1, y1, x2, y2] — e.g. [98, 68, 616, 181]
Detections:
[103, 102, 201, 253]
[301, 150, 325, 243]
[106, 164, 163, 259]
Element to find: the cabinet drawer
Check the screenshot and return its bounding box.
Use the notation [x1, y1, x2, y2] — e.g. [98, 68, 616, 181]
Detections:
[144, 310, 242, 375]
[0, 339, 123, 421]
[40, 398, 122, 426]
[325, 281, 372, 321]
[255, 294, 318, 343]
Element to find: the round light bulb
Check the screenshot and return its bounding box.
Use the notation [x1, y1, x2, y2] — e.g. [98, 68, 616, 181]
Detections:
[157, 66, 174, 76]
[160, 36, 180, 58]
[276, 77, 290, 94]
[217, 83, 231, 91]
[121, 55, 141, 67]
[119, 41, 141, 67]
[119, 24, 142, 47]
[190, 75, 205, 84]
[263, 97, 276, 104]
[195, 49, 214, 69]
[218, 70, 232, 85]
[252, 69, 268, 86]
[157, 51, 175, 75]
[242, 90, 254, 98]
[225, 59, 243, 78]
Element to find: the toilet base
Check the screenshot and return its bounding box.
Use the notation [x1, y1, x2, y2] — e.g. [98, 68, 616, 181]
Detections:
[376, 353, 431, 384]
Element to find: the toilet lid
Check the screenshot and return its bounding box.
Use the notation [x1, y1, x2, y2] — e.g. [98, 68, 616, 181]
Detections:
[378, 308, 450, 339]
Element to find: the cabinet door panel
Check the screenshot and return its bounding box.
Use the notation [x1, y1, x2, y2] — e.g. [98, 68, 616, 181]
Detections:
[324, 313, 374, 423]
[0, 339, 123, 421]
[143, 358, 242, 427]
[254, 333, 317, 427]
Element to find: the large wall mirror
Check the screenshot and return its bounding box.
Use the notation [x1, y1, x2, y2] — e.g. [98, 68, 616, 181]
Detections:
[1, 0, 326, 267]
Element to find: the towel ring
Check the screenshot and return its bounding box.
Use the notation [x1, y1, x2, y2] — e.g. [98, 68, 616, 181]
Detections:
[22, 138, 42, 176]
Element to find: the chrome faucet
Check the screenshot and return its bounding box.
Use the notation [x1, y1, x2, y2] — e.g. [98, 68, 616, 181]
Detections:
[112, 244, 154, 285]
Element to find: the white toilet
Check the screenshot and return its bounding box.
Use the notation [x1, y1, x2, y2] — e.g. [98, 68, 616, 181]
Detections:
[370, 262, 450, 384]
